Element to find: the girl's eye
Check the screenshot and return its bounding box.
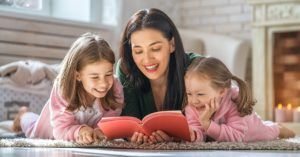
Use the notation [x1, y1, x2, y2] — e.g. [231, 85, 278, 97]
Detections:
[186, 93, 192, 96]
[106, 73, 113, 77]
[91, 77, 98, 80]
[152, 47, 161, 52]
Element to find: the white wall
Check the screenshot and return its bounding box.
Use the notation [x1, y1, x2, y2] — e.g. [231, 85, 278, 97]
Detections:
[179, 0, 252, 39]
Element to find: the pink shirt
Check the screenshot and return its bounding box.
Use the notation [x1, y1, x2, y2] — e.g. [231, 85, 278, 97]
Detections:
[27, 77, 124, 141]
[185, 87, 279, 142]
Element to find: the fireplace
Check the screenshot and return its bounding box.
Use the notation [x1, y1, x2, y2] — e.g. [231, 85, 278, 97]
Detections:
[248, 0, 300, 130]
[273, 31, 300, 108]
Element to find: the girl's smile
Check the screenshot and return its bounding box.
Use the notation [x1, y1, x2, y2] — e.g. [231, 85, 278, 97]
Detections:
[185, 72, 226, 112]
[76, 59, 114, 99]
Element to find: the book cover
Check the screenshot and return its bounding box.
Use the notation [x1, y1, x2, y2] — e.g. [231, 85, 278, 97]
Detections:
[97, 111, 191, 141]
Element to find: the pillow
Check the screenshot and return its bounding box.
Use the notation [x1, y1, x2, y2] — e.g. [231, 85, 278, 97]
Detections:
[0, 120, 13, 131]
[179, 29, 205, 54]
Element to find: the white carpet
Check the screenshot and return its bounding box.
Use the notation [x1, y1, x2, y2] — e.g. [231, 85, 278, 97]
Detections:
[0, 137, 300, 150]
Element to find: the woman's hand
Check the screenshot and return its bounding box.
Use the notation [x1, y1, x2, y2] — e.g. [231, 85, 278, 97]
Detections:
[129, 132, 149, 144]
[198, 97, 220, 131]
[149, 130, 173, 144]
[77, 126, 94, 144]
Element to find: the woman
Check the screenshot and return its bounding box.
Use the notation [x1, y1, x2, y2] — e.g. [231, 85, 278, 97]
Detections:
[116, 8, 199, 143]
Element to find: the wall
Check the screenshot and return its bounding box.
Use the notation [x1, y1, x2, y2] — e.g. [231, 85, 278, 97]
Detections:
[117, 0, 252, 40]
[180, 0, 252, 39]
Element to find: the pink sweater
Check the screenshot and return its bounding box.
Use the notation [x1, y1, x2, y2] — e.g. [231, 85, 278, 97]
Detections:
[185, 87, 279, 142]
[25, 77, 124, 141]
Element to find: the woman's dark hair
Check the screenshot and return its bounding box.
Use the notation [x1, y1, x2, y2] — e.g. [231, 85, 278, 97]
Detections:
[119, 8, 188, 110]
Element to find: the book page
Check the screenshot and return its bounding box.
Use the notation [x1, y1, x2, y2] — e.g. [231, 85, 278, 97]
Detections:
[142, 110, 182, 122]
[100, 116, 141, 123]
[142, 111, 191, 141]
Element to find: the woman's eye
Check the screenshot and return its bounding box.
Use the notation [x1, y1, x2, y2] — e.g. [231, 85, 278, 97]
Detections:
[106, 73, 113, 76]
[91, 77, 98, 80]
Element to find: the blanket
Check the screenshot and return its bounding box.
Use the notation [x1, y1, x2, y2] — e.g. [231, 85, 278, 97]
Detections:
[0, 60, 59, 96]
[0, 60, 58, 85]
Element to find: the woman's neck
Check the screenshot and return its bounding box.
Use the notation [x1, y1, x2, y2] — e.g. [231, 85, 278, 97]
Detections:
[150, 75, 168, 88]
[150, 74, 168, 110]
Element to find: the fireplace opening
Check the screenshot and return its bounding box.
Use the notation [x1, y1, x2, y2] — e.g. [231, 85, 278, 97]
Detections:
[273, 31, 300, 122]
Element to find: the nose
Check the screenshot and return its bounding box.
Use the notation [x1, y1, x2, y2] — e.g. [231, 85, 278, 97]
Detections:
[189, 95, 199, 106]
[97, 78, 109, 90]
[143, 51, 153, 63]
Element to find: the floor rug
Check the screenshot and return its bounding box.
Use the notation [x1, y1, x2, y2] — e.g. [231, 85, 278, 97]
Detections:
[1, 137, 300, 150]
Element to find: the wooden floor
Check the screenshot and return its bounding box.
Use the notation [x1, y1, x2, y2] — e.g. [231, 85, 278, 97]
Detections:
[0, 147, 300, 157]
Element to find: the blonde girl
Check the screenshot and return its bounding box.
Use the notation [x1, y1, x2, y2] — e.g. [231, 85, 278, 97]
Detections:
[13, 33, 124, 144]
[184, 57, 295, 142]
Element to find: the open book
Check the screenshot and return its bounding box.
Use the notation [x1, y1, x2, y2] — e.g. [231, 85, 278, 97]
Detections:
[97, 111, 191, 141]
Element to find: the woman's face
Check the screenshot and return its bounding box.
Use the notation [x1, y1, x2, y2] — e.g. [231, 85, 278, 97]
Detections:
[130, 28, 174, 81]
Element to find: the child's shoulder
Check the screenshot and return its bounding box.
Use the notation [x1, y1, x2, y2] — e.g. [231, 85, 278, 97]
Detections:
[229, 86, 239, 99]
[113, 75, 123, 90]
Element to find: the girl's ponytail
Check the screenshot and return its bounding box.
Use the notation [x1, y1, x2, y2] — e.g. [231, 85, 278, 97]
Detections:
[231, 75, 256, 116]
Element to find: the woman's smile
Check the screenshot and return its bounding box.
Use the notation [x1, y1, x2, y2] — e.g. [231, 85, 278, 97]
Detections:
[144, 63, 159, 73]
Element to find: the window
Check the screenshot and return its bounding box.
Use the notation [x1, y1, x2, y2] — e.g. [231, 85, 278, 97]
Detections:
[0, 0, 119, 26]
[0, 0, 42, 10]
[0, 0, 49, 15]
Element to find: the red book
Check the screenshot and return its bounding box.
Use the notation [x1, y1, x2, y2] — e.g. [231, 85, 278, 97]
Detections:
[97, 111, 191, 141]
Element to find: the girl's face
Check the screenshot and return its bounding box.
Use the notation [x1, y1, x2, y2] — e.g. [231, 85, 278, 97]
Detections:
[76, 59, 114, 100]
[130, 28, 175, 81]
[185, 73, 226, 112]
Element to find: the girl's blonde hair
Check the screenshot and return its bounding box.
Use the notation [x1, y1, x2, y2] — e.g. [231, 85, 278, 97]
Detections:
[185, 57, 256, 117]
[55, 33, 123, 111]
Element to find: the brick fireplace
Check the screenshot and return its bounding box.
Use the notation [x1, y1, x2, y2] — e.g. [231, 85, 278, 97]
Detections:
[248, 0, 300, 123]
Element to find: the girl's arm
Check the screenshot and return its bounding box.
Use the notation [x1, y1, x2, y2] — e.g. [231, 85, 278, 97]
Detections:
[185, 106, 206, 142]
[49, 86, 86, 141]
[206, 106, 248, 142]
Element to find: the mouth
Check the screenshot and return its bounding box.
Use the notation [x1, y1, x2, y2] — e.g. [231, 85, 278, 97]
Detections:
[144, 64, 159, 73]
[196, 105, 206, 111]
[94, 88, 107, 95]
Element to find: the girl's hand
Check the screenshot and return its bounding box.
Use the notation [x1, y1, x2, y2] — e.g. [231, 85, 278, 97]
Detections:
[149, 130, 173, 144]
[199, 97, 220, 130]
[93, 128, 106, 142]
[130, 132, 149, 144]
[77, 126, 94, 144]
[189, 127, 196, 142]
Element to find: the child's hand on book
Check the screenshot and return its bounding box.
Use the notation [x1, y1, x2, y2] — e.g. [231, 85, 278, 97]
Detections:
[93, 128, 107, 142]
[77, 126, 94, 144]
